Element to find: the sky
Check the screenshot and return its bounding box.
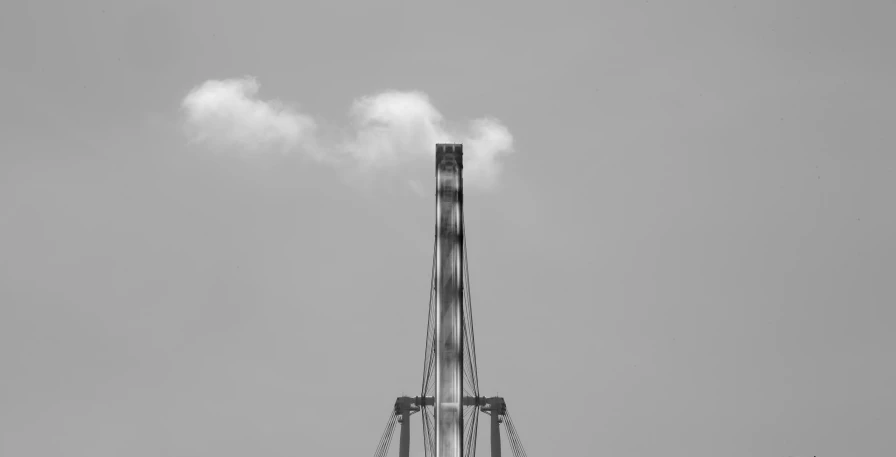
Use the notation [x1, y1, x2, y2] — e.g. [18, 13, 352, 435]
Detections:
[1, 0, 895, 456]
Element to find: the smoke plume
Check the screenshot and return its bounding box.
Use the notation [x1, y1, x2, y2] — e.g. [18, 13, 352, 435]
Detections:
[180, 76, 514, 189]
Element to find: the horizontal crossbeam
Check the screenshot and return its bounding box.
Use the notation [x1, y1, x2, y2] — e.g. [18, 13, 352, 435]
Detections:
[395, 396, 506, 409]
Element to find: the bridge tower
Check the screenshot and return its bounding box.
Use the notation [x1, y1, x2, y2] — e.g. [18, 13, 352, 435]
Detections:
[369, 144, 528, 457]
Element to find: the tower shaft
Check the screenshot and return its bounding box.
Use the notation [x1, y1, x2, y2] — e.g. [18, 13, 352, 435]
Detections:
[435, 144, 464, 457]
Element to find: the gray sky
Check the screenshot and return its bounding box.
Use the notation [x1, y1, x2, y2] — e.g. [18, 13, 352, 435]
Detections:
[2, 0, 895, 456]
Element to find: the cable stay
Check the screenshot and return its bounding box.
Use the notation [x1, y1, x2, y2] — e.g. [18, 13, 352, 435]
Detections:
[503, 410, 528, 457]
[372, 408, 399, 457]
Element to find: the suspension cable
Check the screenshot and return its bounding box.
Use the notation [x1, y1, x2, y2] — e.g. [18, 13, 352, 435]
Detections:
[420, 235, 437, 397]
[372, 409, 398, 457]
[422, 406, 435, 457]
[462, 215, 480, 395]
[504, 410, 528, 457]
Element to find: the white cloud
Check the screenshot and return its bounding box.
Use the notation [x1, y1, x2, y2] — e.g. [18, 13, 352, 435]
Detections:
[344, 91, 452, 167]
[180, 77, 515, 188]
[181, 76, 315, 153]
[461, 118, 515, 190]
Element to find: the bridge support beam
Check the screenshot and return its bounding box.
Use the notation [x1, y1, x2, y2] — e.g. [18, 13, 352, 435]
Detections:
[394, 396, 509, 457]
[491, 408, 500, 457]
[481, 397, 506, 457]
[395, 397, 421, 457]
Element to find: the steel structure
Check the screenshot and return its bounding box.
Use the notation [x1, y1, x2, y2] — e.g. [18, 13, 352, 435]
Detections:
[435, 144, 465, 457]
[370, 144, 528, 457]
